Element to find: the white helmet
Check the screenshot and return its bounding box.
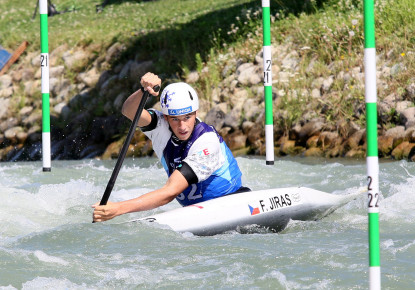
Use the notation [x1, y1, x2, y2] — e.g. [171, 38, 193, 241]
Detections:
[160, 82, 199, 116]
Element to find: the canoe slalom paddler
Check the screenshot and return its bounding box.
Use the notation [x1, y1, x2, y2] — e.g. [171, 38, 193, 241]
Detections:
[92, 72, 250, 222]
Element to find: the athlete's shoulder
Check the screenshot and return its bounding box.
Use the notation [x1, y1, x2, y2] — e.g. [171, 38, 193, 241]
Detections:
[141, 109, 168, 132]
[193, 121, 218, 136]
[141, 109, 171, 158]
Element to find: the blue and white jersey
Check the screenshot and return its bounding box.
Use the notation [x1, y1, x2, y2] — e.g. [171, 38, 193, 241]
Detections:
[142, 110, 242, 206]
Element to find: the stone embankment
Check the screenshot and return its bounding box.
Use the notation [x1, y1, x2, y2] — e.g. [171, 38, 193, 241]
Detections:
[1, 41, 415, 162]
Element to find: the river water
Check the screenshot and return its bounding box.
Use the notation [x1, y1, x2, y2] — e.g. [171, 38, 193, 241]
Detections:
[0, 157, 414, 289]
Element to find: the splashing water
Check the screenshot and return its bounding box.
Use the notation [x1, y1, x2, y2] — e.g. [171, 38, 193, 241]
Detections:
[0, 157, 414, 289]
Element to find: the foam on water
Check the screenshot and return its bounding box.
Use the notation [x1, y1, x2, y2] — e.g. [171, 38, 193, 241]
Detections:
[22, 277, 87, 290]
[34, 250, 69, 266]
[382, 176, 415, 221]
[1, 157, 414, 288]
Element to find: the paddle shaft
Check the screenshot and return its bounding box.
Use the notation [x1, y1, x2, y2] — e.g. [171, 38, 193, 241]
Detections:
[99, 86, 159, 206]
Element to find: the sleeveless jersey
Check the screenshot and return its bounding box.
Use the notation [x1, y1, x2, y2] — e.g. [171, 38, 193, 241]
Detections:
[142, 110, 242, 206]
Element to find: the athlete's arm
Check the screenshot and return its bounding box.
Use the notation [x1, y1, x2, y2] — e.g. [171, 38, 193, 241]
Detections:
[121, 72, 161, 126]
[92, 170, 189, 222]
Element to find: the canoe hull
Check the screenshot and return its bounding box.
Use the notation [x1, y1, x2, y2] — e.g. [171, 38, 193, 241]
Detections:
[131, 187, 360, 236]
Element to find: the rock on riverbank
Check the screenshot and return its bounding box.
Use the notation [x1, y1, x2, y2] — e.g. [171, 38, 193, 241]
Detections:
[1, 40, 415, 162]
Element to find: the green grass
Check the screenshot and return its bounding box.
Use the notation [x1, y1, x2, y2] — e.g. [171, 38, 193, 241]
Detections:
[0, 0, 243, 48]
[1, 0, 415, 136]
[0, 0, 326, 73]
[262, 0, 415, 130]
[1, 0, 261, 71]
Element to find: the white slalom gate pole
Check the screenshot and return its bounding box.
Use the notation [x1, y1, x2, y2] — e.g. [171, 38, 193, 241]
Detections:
[363, 0, 381, 288]
[39, 0, 51, 171]
[261, 0, 274, 165]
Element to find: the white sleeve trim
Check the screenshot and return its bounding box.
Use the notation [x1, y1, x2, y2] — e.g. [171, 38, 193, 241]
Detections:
[142, 110, 171, 160]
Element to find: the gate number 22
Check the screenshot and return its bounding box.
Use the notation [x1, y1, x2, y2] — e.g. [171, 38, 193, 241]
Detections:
[367, 176, 379, 208]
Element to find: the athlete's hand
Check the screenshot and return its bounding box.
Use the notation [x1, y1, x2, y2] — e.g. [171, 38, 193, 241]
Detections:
[92, 201, 119, 222]
[140, 72, 161, 97]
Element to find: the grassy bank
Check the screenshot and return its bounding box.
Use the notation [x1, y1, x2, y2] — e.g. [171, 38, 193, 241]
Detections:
[1, 0, 415, 134]
[178, 0, 413, 132]
[0, 0, 331, 72]
[1, 0, 251, 48]
[1, 0, 260, 72]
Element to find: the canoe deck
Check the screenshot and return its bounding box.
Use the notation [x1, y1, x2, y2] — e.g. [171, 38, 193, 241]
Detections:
[128, 187, 362, 236]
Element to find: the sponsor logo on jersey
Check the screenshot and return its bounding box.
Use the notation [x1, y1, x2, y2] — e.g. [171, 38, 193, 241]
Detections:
[170, 157, 182, 169]
[196, 148, 210, 156]
[168, 106, 192, 116]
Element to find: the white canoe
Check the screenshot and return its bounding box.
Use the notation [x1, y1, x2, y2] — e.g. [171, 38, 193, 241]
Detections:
[129, 187, 362, 236]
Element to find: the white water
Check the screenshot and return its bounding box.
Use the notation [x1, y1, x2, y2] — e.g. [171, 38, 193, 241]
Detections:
[0, 157, 414, 289]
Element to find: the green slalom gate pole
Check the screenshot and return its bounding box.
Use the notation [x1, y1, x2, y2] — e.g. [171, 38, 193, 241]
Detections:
[39, 0, 51, 171]
[363, 0, 380, 288]
[261, 0, 274, 165]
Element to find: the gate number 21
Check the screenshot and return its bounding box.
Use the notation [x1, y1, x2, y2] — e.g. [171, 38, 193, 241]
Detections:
[264, 60, 271, 83]
[41, 55, 48, 67]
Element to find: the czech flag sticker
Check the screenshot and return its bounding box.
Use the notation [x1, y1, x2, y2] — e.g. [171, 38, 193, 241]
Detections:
[248, 205, 260, 216]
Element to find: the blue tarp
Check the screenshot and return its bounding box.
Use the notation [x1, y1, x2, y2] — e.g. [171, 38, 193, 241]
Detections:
[0, 46, 12, 70]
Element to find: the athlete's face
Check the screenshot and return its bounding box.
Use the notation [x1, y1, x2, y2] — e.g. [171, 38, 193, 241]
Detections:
[164, 112, 197, 141]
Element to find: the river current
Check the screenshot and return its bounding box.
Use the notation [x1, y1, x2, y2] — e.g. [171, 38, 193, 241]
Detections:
[0, 157, 414, 289]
